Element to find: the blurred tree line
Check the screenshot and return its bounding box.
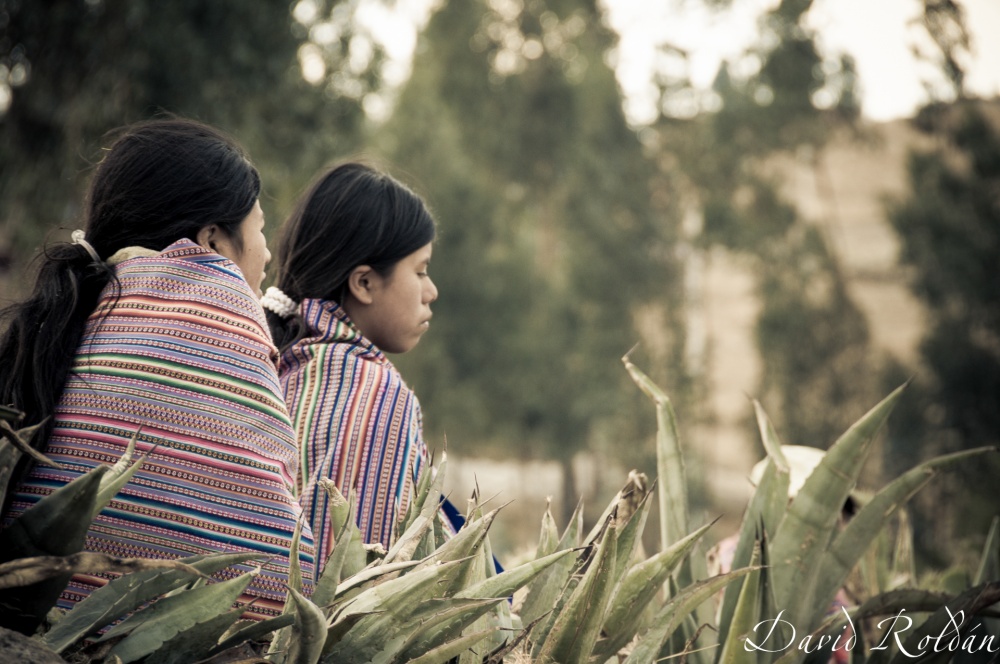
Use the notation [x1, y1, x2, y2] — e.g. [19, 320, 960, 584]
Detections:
[0, 0, 367, 267]
[1, 0, 995, 558]
[883, 0, 1000, 565]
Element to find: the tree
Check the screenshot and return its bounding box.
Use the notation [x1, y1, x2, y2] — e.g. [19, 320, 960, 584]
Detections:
[651, 0, 878, 449]
[378, 0, 685, 517]
[886, 101, 1000, 560]
[0, 0, 366, 278]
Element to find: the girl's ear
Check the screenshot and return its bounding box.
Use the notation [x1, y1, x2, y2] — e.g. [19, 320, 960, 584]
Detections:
[196, 225, 220, 253]
[346, 265, 377, 305]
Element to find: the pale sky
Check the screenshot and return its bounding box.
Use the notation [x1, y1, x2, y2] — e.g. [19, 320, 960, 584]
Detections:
[603, 0, 1000, 124]
[324, 0, 1000, 125]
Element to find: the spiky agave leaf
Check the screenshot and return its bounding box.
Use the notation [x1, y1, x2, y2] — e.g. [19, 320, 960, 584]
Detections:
[284, 587, 328, 664]
[398, 449, 447, 537]
[102, 570, 259, 663]
[535, 498, 559, 560]
[717, 542, 762, 664]
[329, 558, 467, 623]
[621, 567, 755, 664]
[622, 354, 689, 558]
[0, 417, 59, 472]
[42, 551, 265, 653]
[409, 508, 499, 584]
[311, 484, 368, 608]
[93, 427, 146, 520]
[459, 510, 504, 663]
[456, 550, 575, 605]
[407, 627, 499, 664]
[519, 499, 584, 626]
[0, 463, 108, 632]
[323, 597, 501, 663]
[716, 402, 790, 650]
[141, 604, 245, 664]
[813, 446, 996, 628]
[594, 520, 715, 661]
[0, 553, 203, 590]
[770, 384, 906, 625]
[610, 481, 653, 581]
[397, 598, 505, 663]
[623, 357, 713, 663]
[533, 522, 619, 664]
[208, 613, 296, 657]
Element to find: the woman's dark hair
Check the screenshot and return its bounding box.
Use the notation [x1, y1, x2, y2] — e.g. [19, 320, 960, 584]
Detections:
[267, 162, 436, 350]
[0, 118, 260, 478]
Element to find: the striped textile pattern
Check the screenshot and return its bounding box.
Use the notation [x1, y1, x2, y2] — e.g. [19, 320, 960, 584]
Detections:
[279, 299, 427, 569]
[3, 239, 315, 619]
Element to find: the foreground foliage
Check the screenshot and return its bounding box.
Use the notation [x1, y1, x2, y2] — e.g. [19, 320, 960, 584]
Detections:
[0, 360, 997, 662]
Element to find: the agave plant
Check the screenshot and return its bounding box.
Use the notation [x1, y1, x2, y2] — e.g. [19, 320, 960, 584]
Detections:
[1, 357, 996, 663]
[615, 359, 998, 664]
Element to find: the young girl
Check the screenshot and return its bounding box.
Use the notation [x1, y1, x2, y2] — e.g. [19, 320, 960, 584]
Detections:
[263, 162, 438, 569]
[0, 118, 314, 622]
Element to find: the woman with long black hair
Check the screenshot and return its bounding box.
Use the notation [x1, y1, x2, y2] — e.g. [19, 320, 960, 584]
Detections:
[0, 118, 314, 620]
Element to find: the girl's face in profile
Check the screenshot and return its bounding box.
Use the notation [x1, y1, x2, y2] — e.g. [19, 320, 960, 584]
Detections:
[351, 242, 438, 354]
[204, 200, 271, 297]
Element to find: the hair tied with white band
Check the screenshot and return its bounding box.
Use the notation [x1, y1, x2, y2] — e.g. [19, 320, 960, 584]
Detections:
[71, 229, 102, 264]
[260, 286, 298, 318]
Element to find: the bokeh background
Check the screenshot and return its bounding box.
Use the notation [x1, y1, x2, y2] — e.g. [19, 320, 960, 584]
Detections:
[2, 0, 998, 570]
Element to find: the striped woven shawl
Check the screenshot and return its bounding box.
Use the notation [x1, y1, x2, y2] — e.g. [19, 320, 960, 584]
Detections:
[4, 239, 315, 618]
[279, 299, 427, 569]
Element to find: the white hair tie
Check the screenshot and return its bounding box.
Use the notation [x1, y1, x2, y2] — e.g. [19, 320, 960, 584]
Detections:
[260, 286, 298, 318]
[71, 229, 102, 264]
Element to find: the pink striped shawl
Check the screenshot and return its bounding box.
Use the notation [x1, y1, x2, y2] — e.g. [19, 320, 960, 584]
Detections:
[4, 239, 315, 618]
[279, 299, 427, 569]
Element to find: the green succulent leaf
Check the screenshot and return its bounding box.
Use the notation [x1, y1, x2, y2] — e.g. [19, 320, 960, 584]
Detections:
[519, 500, 584, 626]
[815, 446, 996, 627]
[407, 627, 498, 664]
[596, 520, 714, 660]
[285, 586, 328, 664]
[93, 428, 146, 520]
[623, 355, 689, 559]
[101, 569, 259, 662]
[209, 612, 296, 656]
[770, 384, 906, 625]
[0, 463, 108, 632]
[42, 551, 264, 653]
[142, 604, 245, 664]
[534, 521, 619, 664]
[0, 553, 202, 591]
[622, 567, 755, 664]
[718, 542, 762, 664]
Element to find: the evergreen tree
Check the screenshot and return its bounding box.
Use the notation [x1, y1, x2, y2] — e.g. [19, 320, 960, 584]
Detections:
[653, 0, 877, 449]
[0, 0, 366, 276]
[379, 0, 685, 515]
[886, 101, 1000, 558]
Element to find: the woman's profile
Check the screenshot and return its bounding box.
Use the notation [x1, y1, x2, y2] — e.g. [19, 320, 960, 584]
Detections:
[263, 162, 438, 569]
[0, 118, 314, 621]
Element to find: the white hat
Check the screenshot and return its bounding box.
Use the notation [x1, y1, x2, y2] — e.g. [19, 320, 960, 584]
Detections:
[749, 445, 827, 499]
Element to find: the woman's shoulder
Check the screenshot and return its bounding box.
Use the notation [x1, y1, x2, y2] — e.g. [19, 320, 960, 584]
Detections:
[110, 238, 269, 331]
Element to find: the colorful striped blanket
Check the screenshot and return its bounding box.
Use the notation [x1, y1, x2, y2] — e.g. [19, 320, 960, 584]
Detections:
[279, 299, 427, 568]
[4, 239, 315, 618]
